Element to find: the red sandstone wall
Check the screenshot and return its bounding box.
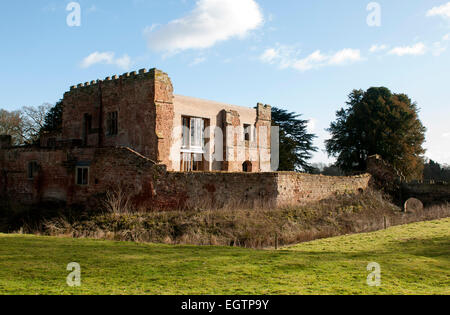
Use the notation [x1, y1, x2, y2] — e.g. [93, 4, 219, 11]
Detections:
[0, 148, 74, 203]
[62, 69, 173, 162]
[0, 146, 371, 210]
[156, 172, 371, 210]
[276, 173, 371, 207]
[157, 172, 279, 209]
[0, 146, 162, 207]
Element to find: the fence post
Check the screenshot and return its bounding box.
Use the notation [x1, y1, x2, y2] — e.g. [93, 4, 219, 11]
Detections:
[275, 233, 278, 250]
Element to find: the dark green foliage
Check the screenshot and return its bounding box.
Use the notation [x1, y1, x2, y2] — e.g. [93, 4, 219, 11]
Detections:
[326, 87, 426, 180]
[271, 107, 317, 172]
[322, 164, 345, 177]
[42, 100, 63, 133]
[423, 160, 450, 182]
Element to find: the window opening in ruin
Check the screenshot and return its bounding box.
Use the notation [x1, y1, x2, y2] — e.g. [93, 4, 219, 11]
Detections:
[28, 161, 39, 179]
[244, 124, 251, 142]
[107, 111, 118, 136]
[83, 114, 92, 145]
[76, 166, 89, 186]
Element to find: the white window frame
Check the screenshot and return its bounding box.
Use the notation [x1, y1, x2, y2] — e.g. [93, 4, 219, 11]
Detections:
[181, 116, 205, 154]
[76, 166, 89, 186]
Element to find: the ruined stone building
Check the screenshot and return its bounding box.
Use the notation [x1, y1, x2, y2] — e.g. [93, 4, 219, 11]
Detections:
[0, 68, 370, 209]
[56, 68, 272, 173]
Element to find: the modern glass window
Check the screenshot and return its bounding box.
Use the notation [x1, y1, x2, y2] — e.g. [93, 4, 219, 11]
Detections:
[180, 153, 203, 172]
[181, 116, 204, 151]
[181, 116, 206, 171]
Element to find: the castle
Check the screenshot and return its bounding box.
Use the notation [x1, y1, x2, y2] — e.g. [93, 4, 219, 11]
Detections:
[0, 68, 370, 209]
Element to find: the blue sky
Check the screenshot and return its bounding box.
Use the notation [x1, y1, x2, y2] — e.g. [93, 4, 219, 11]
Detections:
[0, 0, 449, 164]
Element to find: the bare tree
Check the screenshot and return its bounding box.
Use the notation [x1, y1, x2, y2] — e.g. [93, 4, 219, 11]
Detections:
[21, 103, 52, 143]
[0, 103, 52, 146]
[0, 109, 26, 145]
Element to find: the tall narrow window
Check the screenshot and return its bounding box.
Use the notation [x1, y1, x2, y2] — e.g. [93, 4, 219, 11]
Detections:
[28, 161, 39, 179]
[190, 117, 204, 149]
[181, 153, 204, 172]
[181, 116, 204, 151]
[182, 117, 190, 148]
[83, 114, 92, 145]
[107, 111, 118, 136]
[244, 124, 251, 142]
[76, 167, 89, 186]
[181, 116, 206, 172]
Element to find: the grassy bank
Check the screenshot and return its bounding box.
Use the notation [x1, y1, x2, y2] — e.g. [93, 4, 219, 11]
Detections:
[0, 218, 449, 295]
[41, 191, 450, 248]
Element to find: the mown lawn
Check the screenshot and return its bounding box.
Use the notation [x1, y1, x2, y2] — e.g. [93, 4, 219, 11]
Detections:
[0, 218, 449, 295]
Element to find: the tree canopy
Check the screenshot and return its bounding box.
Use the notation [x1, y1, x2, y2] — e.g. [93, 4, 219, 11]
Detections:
[0, 109, 25, 145]
[271, 107, 317, 172]
[0, 101, 60, 146]
[423, 159, 450, 182]
[325, 87, 426, 180]
[41, 100, 63, 133]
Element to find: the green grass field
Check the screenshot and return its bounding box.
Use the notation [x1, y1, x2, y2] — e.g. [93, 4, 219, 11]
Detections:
[0, 218, 449, 295]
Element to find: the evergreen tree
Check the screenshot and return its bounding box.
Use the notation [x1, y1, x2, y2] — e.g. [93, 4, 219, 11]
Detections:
[326, 87, 426, 180]
[272, 107, 317, 172]
[42, 100, 63, 133]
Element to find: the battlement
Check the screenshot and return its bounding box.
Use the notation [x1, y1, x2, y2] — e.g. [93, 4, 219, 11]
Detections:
[66, 68, 170, 95]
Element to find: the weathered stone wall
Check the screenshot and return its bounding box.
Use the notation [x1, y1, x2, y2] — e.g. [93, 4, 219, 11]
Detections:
[0, 146, 162, 207]
[255, 104, 272, 172]
[276, 173, 371, 207]
[156, 172, 279, 209]
[154, 172, 370, 210]
[1, 145, 372, 210]
[62, 68, 174, 162]
[0, 147, 78, 203]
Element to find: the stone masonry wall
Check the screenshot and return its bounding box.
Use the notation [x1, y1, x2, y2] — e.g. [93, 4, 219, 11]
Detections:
[156, 172, 279, 209]
[0, 146, 163, 207]
[62, 68, 174, 162]
[154, 172, 370, 210]
[1, 145, 371, 210]
[276, 173, 371, 207]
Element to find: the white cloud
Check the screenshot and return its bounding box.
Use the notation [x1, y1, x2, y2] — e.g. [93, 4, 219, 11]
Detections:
[328, 49, 362, 65]
[293, 50, 329, 71]
[145, 0, 264, 53]
[114, 55, 132, 70]
[388, 43, 427, 56]
[426, 2, 450, 19]
[443, 34, 450, 41]
[80, 52, 132, 70]
[369, 44, 388, 53]
[260, 45, 363, 72]
[432, 41, 447, 56]
[260, 48, 279, 64]
[189, 57, 206, 66]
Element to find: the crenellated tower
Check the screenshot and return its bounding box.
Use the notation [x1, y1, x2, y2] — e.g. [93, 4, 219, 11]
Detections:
[61, 68, 174, 163]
